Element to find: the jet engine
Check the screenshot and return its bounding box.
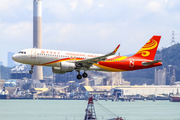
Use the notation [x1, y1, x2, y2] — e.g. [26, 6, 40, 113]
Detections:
[52, 62, 76, 74]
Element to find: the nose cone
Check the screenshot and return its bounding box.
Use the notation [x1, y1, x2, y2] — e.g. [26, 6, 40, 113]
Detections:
[12, 54, 17, 62]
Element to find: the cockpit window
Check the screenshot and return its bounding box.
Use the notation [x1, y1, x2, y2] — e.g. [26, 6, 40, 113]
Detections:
[18, 51, 26, 54]
[18, 51, 23, 54]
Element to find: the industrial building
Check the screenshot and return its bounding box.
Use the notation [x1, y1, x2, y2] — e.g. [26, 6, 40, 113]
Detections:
[54, 71, 78, 83]
[10, 72, 31, 79]
[154, 68, 166, 85]
[0, 61, 3, 66]
[84, 85, 180, 97]
[8, 52, 15, 67]
[10, 64, 31, 79]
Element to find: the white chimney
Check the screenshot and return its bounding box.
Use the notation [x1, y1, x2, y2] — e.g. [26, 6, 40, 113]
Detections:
[32, 0, 43, 80]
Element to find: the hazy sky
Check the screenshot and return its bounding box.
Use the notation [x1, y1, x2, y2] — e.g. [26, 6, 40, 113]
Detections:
[0, 0, 180, 66]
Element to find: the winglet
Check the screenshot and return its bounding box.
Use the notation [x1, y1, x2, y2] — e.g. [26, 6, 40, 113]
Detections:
[112, 44, 120, 54]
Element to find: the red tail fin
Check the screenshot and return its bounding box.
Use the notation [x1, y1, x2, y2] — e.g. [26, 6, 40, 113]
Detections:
[132, 35, 161, 60]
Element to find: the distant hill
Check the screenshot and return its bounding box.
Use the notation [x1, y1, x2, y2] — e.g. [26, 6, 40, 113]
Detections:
[122, 43, 180, 85]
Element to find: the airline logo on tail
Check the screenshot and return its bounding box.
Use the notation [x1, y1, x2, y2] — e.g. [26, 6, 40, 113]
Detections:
[136, 39, 157, 57]
[133, 35, 161, 60]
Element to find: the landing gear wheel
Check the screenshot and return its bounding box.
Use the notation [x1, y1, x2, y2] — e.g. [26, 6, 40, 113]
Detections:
[29, 70, 33, 74]
[29, 65, 34, 74]
[82, 72, 88, 78]
[77, 74, 82, 80]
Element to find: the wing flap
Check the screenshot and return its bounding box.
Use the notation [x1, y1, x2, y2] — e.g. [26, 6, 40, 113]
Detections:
[75, 44, 120, 68]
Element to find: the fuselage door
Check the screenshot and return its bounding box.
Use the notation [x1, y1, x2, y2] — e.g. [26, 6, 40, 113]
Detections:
[31, 49, 36, 59]
[129, 58, 134, 67]
[73, 55, 76, 62]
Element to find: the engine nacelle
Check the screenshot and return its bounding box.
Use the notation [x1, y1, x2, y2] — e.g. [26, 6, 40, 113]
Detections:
[52, 67, 66, 74]
[52, 62, 76, 74]
[60, 62, 76, 72]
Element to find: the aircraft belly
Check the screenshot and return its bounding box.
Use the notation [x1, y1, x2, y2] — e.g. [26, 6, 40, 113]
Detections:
[43, 63, 59, 67]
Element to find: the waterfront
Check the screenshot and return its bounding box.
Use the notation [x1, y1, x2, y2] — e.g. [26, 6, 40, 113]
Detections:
[0, 100, 180, 120]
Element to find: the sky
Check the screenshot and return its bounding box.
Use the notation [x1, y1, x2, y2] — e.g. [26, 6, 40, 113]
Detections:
[0, 0, 180, 66]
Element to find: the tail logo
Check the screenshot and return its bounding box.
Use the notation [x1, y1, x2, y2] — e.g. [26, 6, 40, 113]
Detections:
[136, 39, 157, 57]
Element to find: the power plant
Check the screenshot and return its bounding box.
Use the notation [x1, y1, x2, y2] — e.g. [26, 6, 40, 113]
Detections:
[32, 0, 43, 80]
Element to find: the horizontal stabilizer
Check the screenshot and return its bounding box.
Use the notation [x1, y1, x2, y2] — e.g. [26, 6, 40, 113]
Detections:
[142, 60, 163, 66]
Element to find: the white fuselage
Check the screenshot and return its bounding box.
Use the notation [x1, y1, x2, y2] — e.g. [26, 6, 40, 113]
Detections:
[12, 48, 116, 71]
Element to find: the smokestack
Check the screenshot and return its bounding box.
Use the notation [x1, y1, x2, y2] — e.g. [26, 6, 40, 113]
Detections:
[32, 0, 43, 80]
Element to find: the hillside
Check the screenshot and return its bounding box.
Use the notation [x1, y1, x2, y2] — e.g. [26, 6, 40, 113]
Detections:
[161, 43, 180, 81]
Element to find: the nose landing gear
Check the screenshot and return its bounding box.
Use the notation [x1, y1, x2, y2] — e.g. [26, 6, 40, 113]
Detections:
[29, 65, 34, 74]
[29, 70, 33, 74]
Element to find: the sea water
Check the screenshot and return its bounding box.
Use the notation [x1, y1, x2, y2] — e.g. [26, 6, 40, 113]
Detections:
[0, 100, 180, 120]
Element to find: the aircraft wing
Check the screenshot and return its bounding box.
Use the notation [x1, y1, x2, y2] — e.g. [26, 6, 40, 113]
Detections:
[142, 60, 163, 66]
[74, 44, 120, 68]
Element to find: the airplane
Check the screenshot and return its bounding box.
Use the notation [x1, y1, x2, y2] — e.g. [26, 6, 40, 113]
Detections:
[12, 35, 162, 80]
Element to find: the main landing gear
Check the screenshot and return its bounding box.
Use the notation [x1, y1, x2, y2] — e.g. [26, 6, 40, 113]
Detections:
[77, 71, 88, 80]
[29, 65, 34, 74]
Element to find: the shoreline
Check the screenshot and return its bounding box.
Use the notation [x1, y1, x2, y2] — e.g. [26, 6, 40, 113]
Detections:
[0, 97, 170, 100]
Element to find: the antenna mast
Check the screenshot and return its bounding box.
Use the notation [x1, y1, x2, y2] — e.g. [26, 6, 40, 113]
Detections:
[171, 31, 176, 45]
